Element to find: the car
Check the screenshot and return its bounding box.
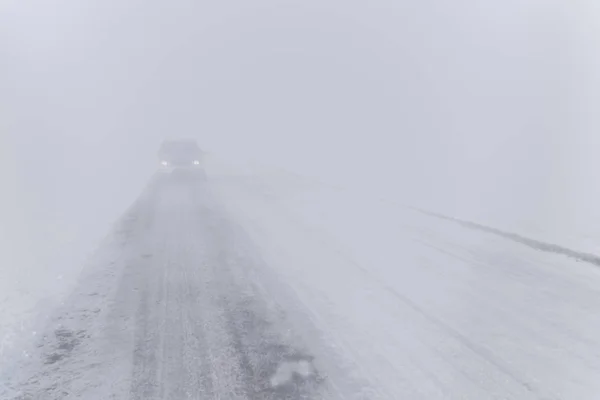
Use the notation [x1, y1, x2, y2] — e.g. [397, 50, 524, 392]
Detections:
[157, 139, 206, 180]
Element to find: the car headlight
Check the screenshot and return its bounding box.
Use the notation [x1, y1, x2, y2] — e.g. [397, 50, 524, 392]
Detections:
[193, 160, 200, 165]
[161, 161, 169, 166]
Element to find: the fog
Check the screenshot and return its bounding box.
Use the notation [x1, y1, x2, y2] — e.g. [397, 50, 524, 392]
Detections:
[1, 0, 599, 336]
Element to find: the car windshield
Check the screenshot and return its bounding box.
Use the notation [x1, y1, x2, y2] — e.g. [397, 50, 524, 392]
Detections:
[3, 1, 598, 399]
[160, 142, 201, 162]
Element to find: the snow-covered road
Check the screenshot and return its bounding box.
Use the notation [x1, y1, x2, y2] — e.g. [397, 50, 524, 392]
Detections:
[4, 165, 600, 399]
[2, 180, 348, 399]
[209, 163, 600, 400]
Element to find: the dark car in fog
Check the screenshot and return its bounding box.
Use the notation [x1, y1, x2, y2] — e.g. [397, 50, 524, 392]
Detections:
[158, 139, 206, 180]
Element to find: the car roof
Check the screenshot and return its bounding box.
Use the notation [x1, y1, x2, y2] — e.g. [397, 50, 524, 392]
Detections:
[159, 139, 201, 152]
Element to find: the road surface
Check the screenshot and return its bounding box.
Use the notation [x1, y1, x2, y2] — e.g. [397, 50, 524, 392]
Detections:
[4, 171, 600, 399]
[2, 179, 362, 399]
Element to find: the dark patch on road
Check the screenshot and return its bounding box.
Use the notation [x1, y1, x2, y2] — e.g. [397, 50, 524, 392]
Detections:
[43, 328, 87, 365]
[129, 286, 161, 400]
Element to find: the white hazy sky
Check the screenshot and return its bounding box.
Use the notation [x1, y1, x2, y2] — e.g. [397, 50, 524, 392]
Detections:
[1, 0, 599, 274]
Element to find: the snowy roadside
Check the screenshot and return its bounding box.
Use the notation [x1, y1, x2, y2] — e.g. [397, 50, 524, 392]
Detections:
[206, 158, 600, 399]
[1, 185, 161, 399]
[205, 155, 600, 264]
[0, 185, 153, 388]
[0, 240, 91, 369]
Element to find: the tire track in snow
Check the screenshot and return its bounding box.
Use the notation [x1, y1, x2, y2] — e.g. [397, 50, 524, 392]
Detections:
[128, 181, 325, 399]
[6, 180, 328, 399]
